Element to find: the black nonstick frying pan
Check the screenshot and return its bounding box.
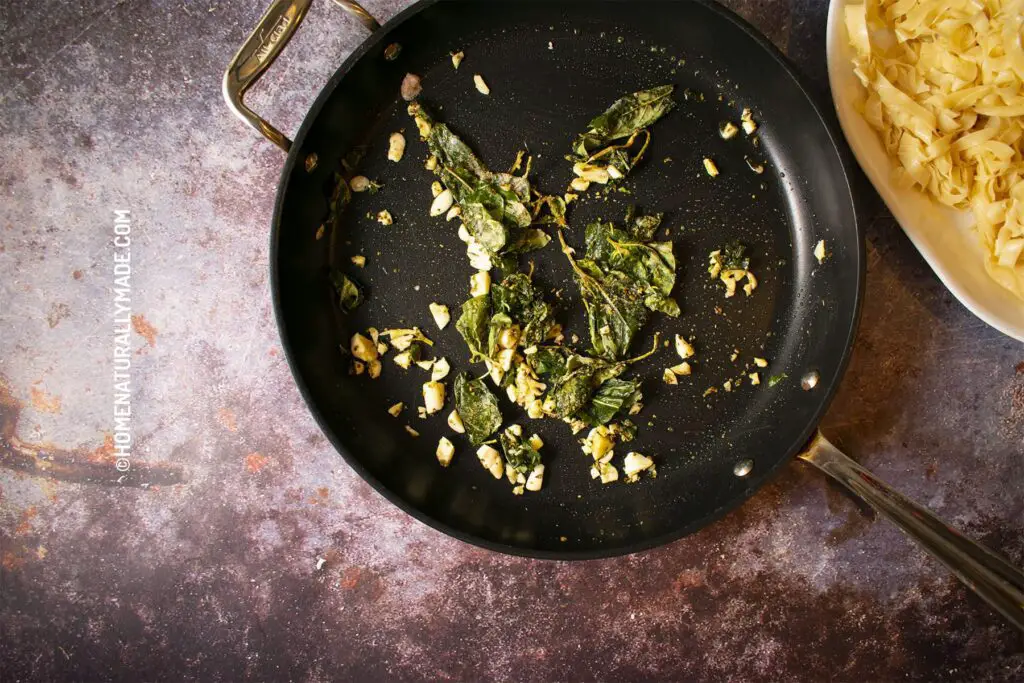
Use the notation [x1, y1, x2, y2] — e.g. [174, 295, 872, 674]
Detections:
[225, 0, 1024, 628]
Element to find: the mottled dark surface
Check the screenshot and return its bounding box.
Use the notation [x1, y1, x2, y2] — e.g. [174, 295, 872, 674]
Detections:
[0, 0, 1021, 681]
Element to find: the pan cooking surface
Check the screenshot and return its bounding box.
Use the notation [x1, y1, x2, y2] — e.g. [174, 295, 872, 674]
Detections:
[274, 0, 861, 557]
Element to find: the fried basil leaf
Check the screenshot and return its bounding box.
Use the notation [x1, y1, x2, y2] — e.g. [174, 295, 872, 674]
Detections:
[329, 269, 364, 314]
[454, 374, 503, 446]
[456, 295, 491, 362]
[571, 86, 676, 161]
[542, 354, 627, 420]
[577, 377, 642, 427]
[499, 429, 542, 475]
[409, 103, 550, 270]
[573, 257, 648, 361]
[491, 273, 557, 347]
[720, 240, 750, 271]
[585, 220, 679, 317]
[526, 346, 571, 381]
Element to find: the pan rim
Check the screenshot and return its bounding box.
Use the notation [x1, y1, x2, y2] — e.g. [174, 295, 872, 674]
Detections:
[268, 0, 866, 560]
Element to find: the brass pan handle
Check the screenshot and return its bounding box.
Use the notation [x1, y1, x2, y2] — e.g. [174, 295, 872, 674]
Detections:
[801, 432, 1024, 631]
[223, 0, 380, 152]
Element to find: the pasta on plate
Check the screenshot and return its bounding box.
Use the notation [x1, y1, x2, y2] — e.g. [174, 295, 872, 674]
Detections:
[845, 0, 1024, 300]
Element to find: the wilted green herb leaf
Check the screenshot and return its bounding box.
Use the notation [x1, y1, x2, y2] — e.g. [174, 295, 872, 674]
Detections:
[456, 295, 491, 362]
[491, 273, 557, 346]
[542, 354, 627, 420]
[721, 240, 750, 271]
[767, 372, 788, 387]
[329, 269, 364, 314]
[499, 428, 542, 475]
[570, 86, 675, 180]
[526, 346, 571, 381]
[409, 102, 552, 270]
[577, 377, 642, 427]
[454, 374, 503, 446]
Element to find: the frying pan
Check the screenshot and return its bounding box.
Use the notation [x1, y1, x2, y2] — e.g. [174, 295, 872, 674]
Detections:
[225, 0, 1024, 628]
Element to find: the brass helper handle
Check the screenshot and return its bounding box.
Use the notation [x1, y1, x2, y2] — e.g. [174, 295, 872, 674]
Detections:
[223, 0, 380, 152]
[801, 432, 1024, 631]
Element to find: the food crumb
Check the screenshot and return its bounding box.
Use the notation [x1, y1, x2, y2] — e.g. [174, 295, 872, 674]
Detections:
[377, 210, 394, 226]
[814, 240, 827, 263]
[451, 51, 464, 69]
[474, 74, 490, 95]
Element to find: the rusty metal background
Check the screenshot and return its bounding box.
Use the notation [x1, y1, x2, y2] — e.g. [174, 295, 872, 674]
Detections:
[0, 0, 1021, 680]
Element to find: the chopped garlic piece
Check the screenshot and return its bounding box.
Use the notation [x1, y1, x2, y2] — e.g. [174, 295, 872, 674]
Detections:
[430, 189, 454, 217]
[526, 399, 544, 419]
[473, 74, 490, 95]
[663, 368, 678, 385]
[405, 425, 420, 437]
[431, 358, 450, 382]
[393, 350, 416, 369]
[497, 325, 520, 349]
[723, 379, 733, 392]
[377, 210, 393, 225]
[428, 303, 450, 330]
[350, 176, 371, 192]
[753, 357, 769, 368]
[415, 359, 434, 371]
[477, 445, 503, 479]
[583, 427, 614, 461]
[512, 485, 525, 496]
[447, 410, 465, 434]
[528, 434, 544, 451]
[708, 250, 723, 279]
[572, 162, 610, 184]
[422, 381, 445, 414]
[367, 359, 382, 379]
[430, 181, 443, 198]
[466, 238, 492, 271]
[425, 155, 438, 171]
[749, 372, 761, 386]
[741, 108, 758, 135]
[446, 206, 461, 222]
[814, 240, 827, 263]
[451, 51, 464, 69]
[470, 270, 491, 296]
[570, 177, 591, 192]
[623, 452, 654, 481]
[350, 333, 378, 362]
[525, 464, 544, 492]
[675, 335, 695, 360]
[743, 271, 758, 296]
[670, 362, 692, 376]
[387, 132, 406, 162]
[719, 122, 739, 139]
[703, 158, 719, 177]
[351, 255, 366, 268]
[436, 437, 454, 467]
[350, 360, 365, 375]
[592, 462, 618, 484]
[388, 402, 404, 417]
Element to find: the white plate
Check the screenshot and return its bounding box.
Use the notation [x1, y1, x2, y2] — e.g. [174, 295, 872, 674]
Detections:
[825, 0, 1024, 342]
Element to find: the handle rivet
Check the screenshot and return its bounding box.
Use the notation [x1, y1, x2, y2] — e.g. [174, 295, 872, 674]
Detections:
[733, 459, 754, 477]
[305, 152, 318, 173]
[801, 371, 820, 391]
[384, 42, 402, 61]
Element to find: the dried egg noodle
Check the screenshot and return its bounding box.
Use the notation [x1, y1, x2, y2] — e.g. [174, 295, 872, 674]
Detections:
[845, 0, 1024, 300]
